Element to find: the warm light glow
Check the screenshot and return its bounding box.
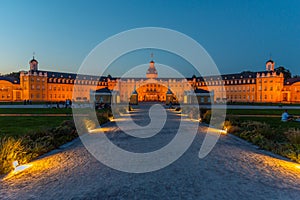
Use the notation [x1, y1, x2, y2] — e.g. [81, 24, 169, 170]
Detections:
[206, 127, 227, 135]
[109, 117, 129, 122]
[219, 129, 227, 135]
[12, 160, 19, 169]
[13, 164, 32, 173]
[220, 127, 228, 135]
[88, 127, 116, 133]
[12, 160, 32, 174]
[4, 155, 58, 180]
[3, 160, 33, 180]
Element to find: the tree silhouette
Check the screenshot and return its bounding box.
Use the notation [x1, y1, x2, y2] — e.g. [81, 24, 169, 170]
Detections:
[275, 66, 291, 80]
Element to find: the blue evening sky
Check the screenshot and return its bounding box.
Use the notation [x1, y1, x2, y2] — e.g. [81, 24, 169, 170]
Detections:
[0, 0, 299, 77]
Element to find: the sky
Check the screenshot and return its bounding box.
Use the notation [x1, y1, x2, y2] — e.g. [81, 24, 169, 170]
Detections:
[0, 0, 300, 77]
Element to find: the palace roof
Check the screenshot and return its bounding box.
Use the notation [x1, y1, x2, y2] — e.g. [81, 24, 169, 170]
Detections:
[285, 77, 300, 85]
[0, 76, 20, 84]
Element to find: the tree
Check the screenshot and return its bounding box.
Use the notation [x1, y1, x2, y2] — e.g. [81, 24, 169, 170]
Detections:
[275, 66, 291, 80]
[3, 72, 20, 80]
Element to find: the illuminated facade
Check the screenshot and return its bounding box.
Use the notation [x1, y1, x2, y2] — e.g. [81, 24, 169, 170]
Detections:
[0, 57, 300, 103]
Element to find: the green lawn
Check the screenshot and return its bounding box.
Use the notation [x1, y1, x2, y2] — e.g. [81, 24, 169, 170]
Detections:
[226, 109, 300, 116]
[228, 116, 300, 129]
[0, 108, 109, 137]
[0, 116, 72, 137]
[0, 108, 72, 114]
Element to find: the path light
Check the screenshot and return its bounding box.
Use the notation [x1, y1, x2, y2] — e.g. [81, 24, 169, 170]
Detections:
[12, 160, 32, 174]
[220, 127, 228, 135]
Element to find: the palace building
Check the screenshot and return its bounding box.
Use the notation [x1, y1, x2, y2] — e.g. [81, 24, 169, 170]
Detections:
[0, 56, 300, 104]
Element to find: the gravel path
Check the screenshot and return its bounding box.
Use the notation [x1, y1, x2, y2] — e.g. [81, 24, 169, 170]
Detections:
[1, 104, 300, 200]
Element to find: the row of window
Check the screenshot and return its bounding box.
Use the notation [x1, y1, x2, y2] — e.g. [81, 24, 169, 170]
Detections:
[31, 85, 45, 90]
[227, 95, 255, 100]
[221, 87, 255, 92]
[23, 78, 45, 82]
[30, 94, 46, 99]
[258, 79, 275, 83]
[199, 79, 256, 86]
[48, 78, 109, 86]
[258, 86, 281, 91]
[48, 86, 72, 91]
[1, 95, 10, 99]
[49, 94, 70, 99]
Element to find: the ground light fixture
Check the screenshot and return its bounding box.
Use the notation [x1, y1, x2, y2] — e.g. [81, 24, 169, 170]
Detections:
[3, 161, 33, 180]
[12, 160, 32, 174]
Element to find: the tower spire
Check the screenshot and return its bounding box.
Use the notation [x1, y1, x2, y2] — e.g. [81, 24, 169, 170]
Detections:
[29, 52, 38, 71]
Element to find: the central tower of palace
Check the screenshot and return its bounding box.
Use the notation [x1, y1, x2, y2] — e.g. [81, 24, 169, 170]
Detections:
[146, 60, 158, 79]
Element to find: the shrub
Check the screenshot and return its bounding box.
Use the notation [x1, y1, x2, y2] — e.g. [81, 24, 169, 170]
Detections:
[175, 107, 181, 112]
[223, 120, 240, 134]
[202, 110, 211, 124]
[0, 120, 78, 174]
[285, 128, 300, 144]
[199, 107, 208, 119]
[0, 108, 123, 174]
[229, 119, 300, 164]
[0, 137, 27, 174]
[188, 107, 200, 120]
